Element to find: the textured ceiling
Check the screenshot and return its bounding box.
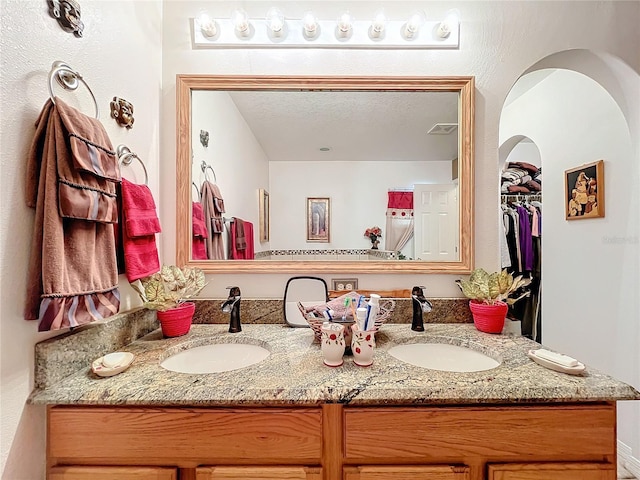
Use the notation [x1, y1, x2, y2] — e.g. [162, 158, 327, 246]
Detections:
[228, 90, 459, 162]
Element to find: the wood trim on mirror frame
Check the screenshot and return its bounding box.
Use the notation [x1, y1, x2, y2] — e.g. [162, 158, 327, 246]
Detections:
[176, 75, 474, 274]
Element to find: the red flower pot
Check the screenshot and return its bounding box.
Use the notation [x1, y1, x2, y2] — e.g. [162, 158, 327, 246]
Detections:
[156, 302, 195, 338]
[469, 300, 508, 334]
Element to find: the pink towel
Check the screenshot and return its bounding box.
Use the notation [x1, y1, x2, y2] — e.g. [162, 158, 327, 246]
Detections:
[192, 202, 208, 260]
[230, 219, 254, 259]
[120, 178, 161, 282]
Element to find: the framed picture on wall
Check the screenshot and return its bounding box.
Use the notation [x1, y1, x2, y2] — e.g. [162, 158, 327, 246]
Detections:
[306, 197, 330, 242]
[565, 159, 605, 220]
[259, 188, 269, 242]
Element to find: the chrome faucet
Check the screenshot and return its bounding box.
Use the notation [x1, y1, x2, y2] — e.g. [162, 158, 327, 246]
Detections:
[221, 286, 242, 333]
[411, 286, 432, 332]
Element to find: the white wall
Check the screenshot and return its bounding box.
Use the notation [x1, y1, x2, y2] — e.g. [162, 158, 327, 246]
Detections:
[0, 1, 162, 478]
[191, 91, 270, 254]
[504, 140, 541, 169]
[270, 160, 451, 250]
[500, 68, 639, 462]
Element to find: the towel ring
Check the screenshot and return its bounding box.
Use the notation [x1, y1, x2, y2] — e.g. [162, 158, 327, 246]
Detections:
[192, 182, 201, 201]
[117, 144, 149, 185]
[201, 161, 217, 183]
[48, 61, 99, 119]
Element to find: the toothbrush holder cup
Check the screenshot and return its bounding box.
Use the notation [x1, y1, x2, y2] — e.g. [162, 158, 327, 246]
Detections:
[321, 323, 346, 367]
[351, 324, 376, 367]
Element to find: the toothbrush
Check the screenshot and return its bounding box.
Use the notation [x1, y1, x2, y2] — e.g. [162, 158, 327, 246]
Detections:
[364, 304, 372, 331]
[342, 297, 349, 321]
[348, 297, 358, 321]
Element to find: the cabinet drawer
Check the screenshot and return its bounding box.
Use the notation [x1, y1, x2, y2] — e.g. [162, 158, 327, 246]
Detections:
[344, 404, 615, 460]
[48, 407, 322, 465]
[344, 465, 469, 480]
[195, 466, 322, 480]
[487, 462, 615, 480]
[49, 466, 177, 480]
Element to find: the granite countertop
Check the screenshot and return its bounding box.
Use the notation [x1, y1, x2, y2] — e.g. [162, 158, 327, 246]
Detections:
[28, 323, 640, 407]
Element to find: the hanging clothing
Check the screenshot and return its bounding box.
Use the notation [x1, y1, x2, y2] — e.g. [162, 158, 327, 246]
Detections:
[229, 218, 254, 259]
[200, 180, 225, 260]
[385, 190, 414, 253]
[500, 198, 543, 340]
[25, 98, 120, 331]
[118, 178, 161, 282]
[191, 202, 208, 260]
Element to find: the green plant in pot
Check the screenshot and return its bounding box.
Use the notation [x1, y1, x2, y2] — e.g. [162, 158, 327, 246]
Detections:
[455, 268, 530, 334]
[131, 265, 207, 337]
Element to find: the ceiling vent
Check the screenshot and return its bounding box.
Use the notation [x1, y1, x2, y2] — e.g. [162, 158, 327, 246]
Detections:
[428, 123, 458, 135]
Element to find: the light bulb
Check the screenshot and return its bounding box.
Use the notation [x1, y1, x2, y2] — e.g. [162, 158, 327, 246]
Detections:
[302, 11, 319, 38]
[232, 8, 250, 36]
[403, 11, 425, 39]
[336, 11, 353, 36]
[266, 7, 285, 35]
[369, 11, 386, 39]
[196, 13, 217, 38]
[437, 9, 460, 38]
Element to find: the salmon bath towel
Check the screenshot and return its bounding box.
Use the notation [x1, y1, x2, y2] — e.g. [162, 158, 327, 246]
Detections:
[25, 98, 121, 331]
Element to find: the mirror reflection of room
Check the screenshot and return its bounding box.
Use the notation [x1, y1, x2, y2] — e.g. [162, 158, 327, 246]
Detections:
[190, 89, 460, 262]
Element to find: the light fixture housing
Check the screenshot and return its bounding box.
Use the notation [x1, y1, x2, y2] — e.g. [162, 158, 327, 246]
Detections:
[403, 11, 426, 39]
[369, 10, 386, 39]
[266, 7, 285, 37]
[232, 8, 251, 37]
[302, 11, 319, 39]
[336, 11, 353, 39]
[196, 13, 218, 38]
[437, 10, 460, 39]
[191, 10, 460, 49]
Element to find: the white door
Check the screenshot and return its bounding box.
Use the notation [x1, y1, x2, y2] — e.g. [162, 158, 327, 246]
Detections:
[413, 184, 459, 261]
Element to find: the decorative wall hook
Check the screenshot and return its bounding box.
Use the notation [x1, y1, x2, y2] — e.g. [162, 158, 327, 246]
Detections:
[200, 130, 210, 147]
[48, 0, 84, 38]
[110, 97, 135, 129]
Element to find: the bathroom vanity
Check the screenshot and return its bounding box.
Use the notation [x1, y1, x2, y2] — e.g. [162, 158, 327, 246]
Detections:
[32, 324, 639, 480]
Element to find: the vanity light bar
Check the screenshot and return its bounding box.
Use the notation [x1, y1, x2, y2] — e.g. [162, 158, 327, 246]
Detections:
[192, 11, 459, 49]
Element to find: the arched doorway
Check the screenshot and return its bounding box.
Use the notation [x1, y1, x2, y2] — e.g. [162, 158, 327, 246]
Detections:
[499, 50, 639, 472]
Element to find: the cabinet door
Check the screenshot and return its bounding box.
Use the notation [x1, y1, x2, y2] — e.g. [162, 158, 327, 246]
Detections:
[488, 463, 615, 480]
[344, 465, 470, 480]
[49, 466, 177, 480]
[195, 466, 322, 480]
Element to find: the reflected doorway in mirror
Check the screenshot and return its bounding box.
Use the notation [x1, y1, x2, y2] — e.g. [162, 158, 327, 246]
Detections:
[306, 197, 330, 243]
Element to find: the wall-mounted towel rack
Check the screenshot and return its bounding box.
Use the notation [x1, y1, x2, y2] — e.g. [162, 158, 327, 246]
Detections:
[117, 144, 149, 185]
[200, 160, 217, 183]
[192, 182, 201, 201]
[48, 61, 99, 119]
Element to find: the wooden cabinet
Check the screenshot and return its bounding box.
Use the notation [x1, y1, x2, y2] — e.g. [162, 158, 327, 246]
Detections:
[487, 462, 615, 480]
[344, 465, 469, 480]
[46, 403, 618, 480]
[49, 466, 177, 480]
[195, 466, 322, 479]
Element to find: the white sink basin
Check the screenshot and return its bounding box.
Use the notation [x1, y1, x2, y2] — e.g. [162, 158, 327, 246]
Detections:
[161, 343, 270, 374]
[388, 343, 500, 372]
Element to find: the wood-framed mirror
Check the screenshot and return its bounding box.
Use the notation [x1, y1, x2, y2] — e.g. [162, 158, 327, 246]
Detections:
[176, 75, 474, 274]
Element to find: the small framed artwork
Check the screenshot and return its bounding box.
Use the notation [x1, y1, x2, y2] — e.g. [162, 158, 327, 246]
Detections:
[565, 159, 605, 220]
[259, 188, 269, 242]
[331, 278, 358, 292]
[306, 197, 330, 242]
